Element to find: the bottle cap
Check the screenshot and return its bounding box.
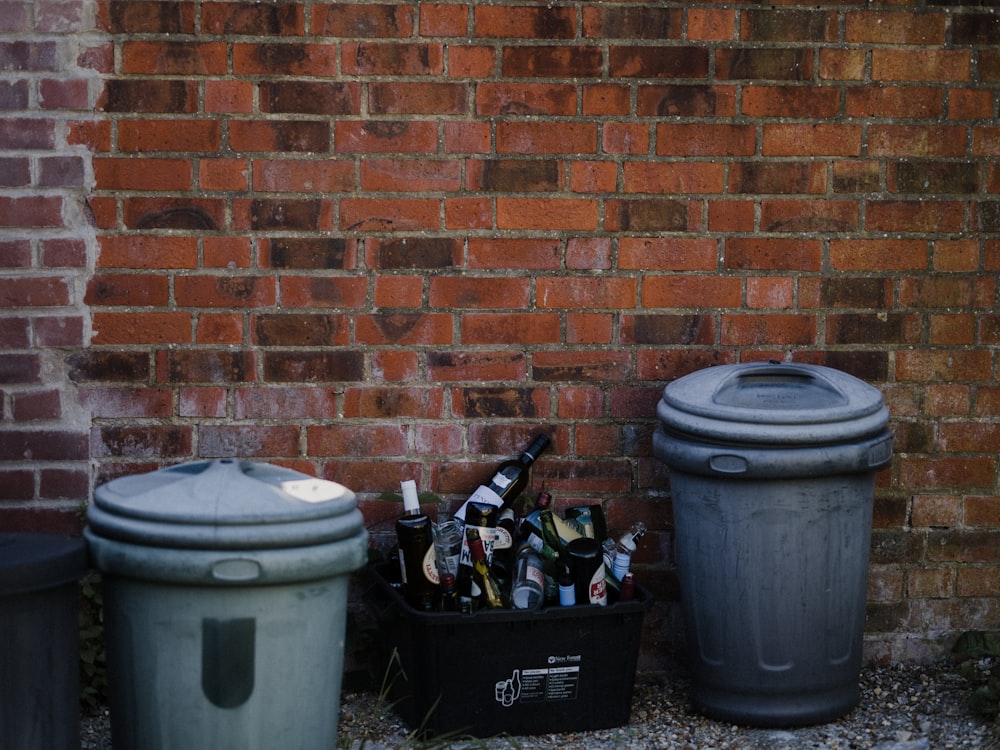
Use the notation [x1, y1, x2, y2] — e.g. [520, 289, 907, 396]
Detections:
[401, 479, 420, 514]
[469, 536, 487, 562]
[534, 491, 552, 509]
[440, 572, 456, 589]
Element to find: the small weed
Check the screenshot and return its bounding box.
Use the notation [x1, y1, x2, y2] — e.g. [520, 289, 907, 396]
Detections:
[952, 630, 1000, 739]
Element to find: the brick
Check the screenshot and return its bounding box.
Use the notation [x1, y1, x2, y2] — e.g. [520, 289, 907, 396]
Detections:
[827, 313, 921, 345]
[829, 239, 928, 271]
[951, 13, 1000, 46]
[97, 236, 198, 270]
[175, 275, 275, 309]
[472, 159, 560, 192]
[0, 79, 29, 109]
[124, 198, 224, 230]
[445, 197, 491, 229]
[39, 78, 91, 110]
[85, 273, 169, 306]
[279, 276, 367, 309]
[0, 354, 40, 384]
[461, 313, 560, 345]
[262, 351, 364, 382]
[199, 158, 249, 192]
[368, 237, 460, 269]
[0, 157, 29, 186]
[260, 81, 359, 115]
[474, 6, 575, 38]
[0, 197, 63, 228]
[253, 314, 349, 347]
[536, 277, 637, 310]
[41, 239, 87, 269]
[306, 424, 408, 458]
[0, 41, 58, 71]
[609, 46, 709, 78]
[503, 46, 602, 78]
[869, 125, 967, 159]
[605, 199, 692, 232]
[102, 79, 197, 113]
[966, 496, 1000, 527]
[717, 48, 812, 81]
[532, 351, 630, 382]
[372, 350, 419, 381]
[656, 123, 754, 156]
[845, 11, 946, 45]
[583, 5, 680, 38]
[624, 162, 724, 194]
[356, 313, 452, 345]
[122, 41, 227, 75]
[724, 237, 822, 271]
[888, 161, 978, 194]
[0, 429, 88, 461]
[708, 200, 755, 232]
[981, 51, 1000, 83]
[867, 200, 965, 234]
[927, 529, 1000, 563]
[908, 568, 952, 599]
[453, 387, 550, 419]
[444, 122, 490, 153]
[374, 275, 423, 308]
[198, 425, 297, 459]
[157, 349, 252, 384]
[872, 49, 970, 82]
[427, 351, 525, 383]
[79, 387, 172, 418]
[925, 385, 971, 417]
[244, 199, 329, 231]
[429, 276, 529, 309]
[334, 120, 437, 154]
[900, 276, 993, 309]
[566, 237, 612, 271]
[313, 3, 413, 37]
[67, 350, 150, 383]
[0, 118, 55, 149]
[742, 9, 837, 42]
[202, 2, 305, 35]
[342, 387, 444, 419]
[205, 80, 253, 113]
[468, 238, 561, 270]
[939, 422, 1000, 453]
[0, 1, 28, 32]
[0, 240, 30, 268]
[721, 314, 817, 346]
[233, 44, 338, 76]
[556, 386, 604, 419]
[951, 89, 994, 121]
[448, 45, 493, 78]
[896, 349, 992, 382]
[108, 1, 196, 34]
[583, 84, 630, 116]
[93, 157, 192, 191]
[746, 277, 794, 310]
[370, 81, 467, 115]
[567, 312, 613, 344]
[91, 312, 190, 344]
[642, 276, 741, 308]
[420, 3, 467, 36]
[196, 313, 243, 344]
[263, 238, 354, 270]
[340, 197, 440, 231]
[619, 237, 717, 271]
[363, 158, 462, 192]
[234, 386, 339, 420]
[846, 86, 942, 119]
[820, 49, 866, 81]
[229, 121, 329, 153]
[763, 124, 861, 156]
[638, 84, 736, 117]
[496, 122, 597, 154]
[253, 159, 353, 193]
[118, 119, 221, 153]
[39, 469, 89, 501]
[343, 42, 443, 75]
[498, 197, 598, 231]
[476, 82, 576, 116]
[742, 85, 839, 118]
[621, 314, 716, 345]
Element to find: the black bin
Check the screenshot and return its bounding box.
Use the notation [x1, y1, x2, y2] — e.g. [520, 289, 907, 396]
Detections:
[1, 533, 88, 750]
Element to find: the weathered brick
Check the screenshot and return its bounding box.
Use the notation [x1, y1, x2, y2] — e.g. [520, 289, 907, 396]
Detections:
[118, 119, 221, 153]
[260, 81, 359, 115]
[605, 199, 690, 232]
[122, 41, 227, 75]
[342, 387, 445, 419]
[623, 161, 724, 194]
[124, 198, 223, 230]
[721, 313, 816, 346]
[724, 237, 822, 271]
[254, 313, 349, 347]
[473, 6, 575, 38]
[0, 429, 88, 461]
[0, 157, 29, 186]
[263, 238, 353, 270]
[369, 237, 460, 269]
[262, 351, 364, 383]
[370, 81, 466, 115]
[229, 121, 329, 153]
[0, 79, 29, 109]
[280, 276, 367, 309]
[503, 46, 602, 78]
[313, 3, 413, 37]
[474, 159, 560, 192]
[343, 42, 443, 75]
[356, 312, 453, 345]
[102, 79, 197, 113]
[232, 43, 338, 76]
[340, 197, 439, 231]
[202, 2, 305, 35]
[307, 424, 408, 457]
[246, 199, 327, 231]
[468, 238, 561, 270]
[622, 314, 716, 345]
[429, 276, 529, 309]
[461, 312, 560, 344]
[827, 313, 921, 345]
[427, 351, 525, 383]
[532, 351, 630, 382]
[498, 197, 598, 231]
[454, 387, 550, 419]
[896, 349, 993, 382]
[872, 49, 970, 82]
[741, 9, 836, 42]
[642, 275, 741, 308]
[197, 425, 297, 459]
[609, 46, 709, 78]
[108, 1, 195, 33]
[362, 158, 461, 193]
[0, 41, 59, 71]
[85, 273, 168, 307]
[742, 85, 839, 118]
[717, 48, 813, 80]
[335, 120, 437, 153]
[476, 82, 576, 116]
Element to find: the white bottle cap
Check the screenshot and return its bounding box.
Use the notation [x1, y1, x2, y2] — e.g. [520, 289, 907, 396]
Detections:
[401, 479, 420, 514]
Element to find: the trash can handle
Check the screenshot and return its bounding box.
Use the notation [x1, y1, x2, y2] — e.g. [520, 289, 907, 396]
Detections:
[211, 559, 261, 582]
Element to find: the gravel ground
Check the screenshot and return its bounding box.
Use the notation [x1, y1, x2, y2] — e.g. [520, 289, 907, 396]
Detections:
[82, 661, 998, 749]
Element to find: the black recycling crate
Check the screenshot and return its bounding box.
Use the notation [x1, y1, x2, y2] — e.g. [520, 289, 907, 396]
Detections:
[365, 563, 651, 738]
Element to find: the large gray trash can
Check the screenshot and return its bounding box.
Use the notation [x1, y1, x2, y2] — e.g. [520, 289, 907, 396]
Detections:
[1, 533, 87, 750]
[85, 459, 368, 750]
[653, 362, 892, 727]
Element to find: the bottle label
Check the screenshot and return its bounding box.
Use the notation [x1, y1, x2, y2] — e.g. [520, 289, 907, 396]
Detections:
[588, 565, 607, 605]
[422, 545, 439, 585]
[491, 472, 513, 489]
[454, 485, 504, 522]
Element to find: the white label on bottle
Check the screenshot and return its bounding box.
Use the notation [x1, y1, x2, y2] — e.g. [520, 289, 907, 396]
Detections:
[588, 565, 607, 606]
[494, 525, 513, 550]
[422, 545, 439, 585]
[491, 471, 513, 489]
[454, 485, 504, 522]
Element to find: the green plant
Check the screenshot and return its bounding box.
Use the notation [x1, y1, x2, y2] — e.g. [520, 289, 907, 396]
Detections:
[952, 630, 1000, 739]
[79, 570, 108, 709]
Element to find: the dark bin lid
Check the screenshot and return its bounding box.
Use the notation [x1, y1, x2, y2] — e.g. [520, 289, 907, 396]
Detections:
[87, 459, 363, 550]
[0, 533, 87, 596]
[657, 362, 889, 446]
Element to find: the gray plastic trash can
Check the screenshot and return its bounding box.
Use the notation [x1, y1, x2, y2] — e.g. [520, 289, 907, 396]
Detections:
[653, 362, 892, 727]
[84, 459, 368, 750]
[1, 533, 87, 750]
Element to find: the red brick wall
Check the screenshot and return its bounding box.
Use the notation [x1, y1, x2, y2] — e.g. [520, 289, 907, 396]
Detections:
[4, 1, 1000, 665]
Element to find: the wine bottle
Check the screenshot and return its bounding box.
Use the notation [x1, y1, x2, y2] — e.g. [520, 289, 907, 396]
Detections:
[395, 479, 436, 611]
[609, 522, 647, 581]
[510, 543, 544, 610]
[567, 536, 607, 606]
[439, 572, 459, 611]
[469, 533, 508, 609]
[456, 502, 497, 609]
[454, 434, 551, 521]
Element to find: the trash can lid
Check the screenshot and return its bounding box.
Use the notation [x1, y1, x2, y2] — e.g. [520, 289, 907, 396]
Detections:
[657, 362, 889, 445]
[0, 533, 87, 596]
[87, 459, 364, 550]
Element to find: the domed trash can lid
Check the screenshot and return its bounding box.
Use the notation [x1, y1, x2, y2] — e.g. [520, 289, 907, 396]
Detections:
[657, 361, 889, 446]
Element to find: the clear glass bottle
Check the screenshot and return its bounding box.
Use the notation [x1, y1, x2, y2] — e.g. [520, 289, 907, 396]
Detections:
[511, 543, 544, 610]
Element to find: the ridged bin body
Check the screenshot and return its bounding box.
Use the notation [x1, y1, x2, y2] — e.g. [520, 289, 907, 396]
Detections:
[653, 363, 892, 727]
[85, 460, 368, 750]
[0, 533, 87, 750]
